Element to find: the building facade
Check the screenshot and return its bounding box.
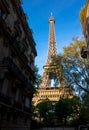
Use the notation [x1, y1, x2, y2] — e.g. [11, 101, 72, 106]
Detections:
[33, 15, 73, 106]
[81, 0, 89, 59]
[0, 0, 37, 129]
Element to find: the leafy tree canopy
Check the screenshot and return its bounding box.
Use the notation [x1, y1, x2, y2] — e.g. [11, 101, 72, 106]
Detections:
[52, 37, 89, 95]
[55, 96, 81, 126]
[34, 65, 41, 87]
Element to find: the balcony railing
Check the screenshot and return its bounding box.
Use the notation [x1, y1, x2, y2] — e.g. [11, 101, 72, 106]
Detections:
[0, 92, 11, 105]
[13, 100, 22, 109]
[24, 106, 31, 113]
[0, 0, 10, 14]
[12, 44, 35, 79]
[0, 15, 12, 37]
[1, 57, 34, 92]
[0, 16, 32, 75]
[14, 20, 22, 38]
[3, 57, 27, 83]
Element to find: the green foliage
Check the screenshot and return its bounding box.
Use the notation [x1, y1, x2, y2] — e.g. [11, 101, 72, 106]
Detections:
[54, 37, 89, 95]
[36, 100, 55, 125]
[33, 96, 89, 126]
[55, 96, 81, 126]
[78, 84, 89, 125]
[31, 119, 42, 129]
[78, 105, 89, 125]
[37, 99, 50, 119]
[34, 65, 41, 87]
[81, 92, 89, 106]
[34, 99, 56, 126]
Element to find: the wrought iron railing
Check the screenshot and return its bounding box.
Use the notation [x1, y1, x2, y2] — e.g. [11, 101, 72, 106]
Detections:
[0, 92, 11, 105]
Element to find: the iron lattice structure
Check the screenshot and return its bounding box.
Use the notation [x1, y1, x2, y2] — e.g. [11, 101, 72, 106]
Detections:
[33, 15, 73, 106]
[46, 15, 57, 64]
[39, 14, 67, 89]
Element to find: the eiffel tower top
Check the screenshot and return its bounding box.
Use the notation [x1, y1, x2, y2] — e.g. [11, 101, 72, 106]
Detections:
[49, 12, 55, 22]
[46, 13, 57, 65]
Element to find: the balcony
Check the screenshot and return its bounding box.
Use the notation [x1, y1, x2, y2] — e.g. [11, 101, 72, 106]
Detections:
[0, 13, 6, 27]
[1, 57, 34, 91]
[11, 41, 35, 78]
[0, 0, 10, 14]
[2, 57, 27, 84]
[24, 106, 31, 113]
[14, 20, 22, 38]
[0, 14, 11, 37]
[22, 38, 29, 50]
[15, 0, 22, 6]
[0, 92, 11, 105]
[13, 100, 22, 109]
[0, 16, 33, 76]
[12, 0, 24, 17]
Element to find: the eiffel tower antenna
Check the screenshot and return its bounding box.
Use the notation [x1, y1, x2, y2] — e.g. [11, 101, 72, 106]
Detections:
[51, 12, 53, 16]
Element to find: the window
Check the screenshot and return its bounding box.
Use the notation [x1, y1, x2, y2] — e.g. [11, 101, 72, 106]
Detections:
[25, 97, 30, 108]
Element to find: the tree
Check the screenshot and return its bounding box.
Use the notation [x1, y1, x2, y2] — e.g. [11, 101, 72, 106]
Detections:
[55, 96, 81, 126]
[52, 37, 89, 95]
[51, 37, 89, 126]
[36, 99, 55, 126]
[34, 65, 41, 87]
[63, 37, 89, 94]
[78, 92, 89, 124]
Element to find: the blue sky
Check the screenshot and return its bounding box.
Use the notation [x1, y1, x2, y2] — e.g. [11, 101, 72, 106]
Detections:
[22, 0, 86, 75]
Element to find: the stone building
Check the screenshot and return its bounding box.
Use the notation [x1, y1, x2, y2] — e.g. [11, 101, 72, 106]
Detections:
[0, 0, 37, 129]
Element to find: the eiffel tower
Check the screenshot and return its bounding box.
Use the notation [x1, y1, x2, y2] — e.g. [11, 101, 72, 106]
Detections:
[33, 14, 73, 106]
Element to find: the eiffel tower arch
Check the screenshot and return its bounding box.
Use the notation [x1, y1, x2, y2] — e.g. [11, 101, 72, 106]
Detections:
[33, 14, 73, 106]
